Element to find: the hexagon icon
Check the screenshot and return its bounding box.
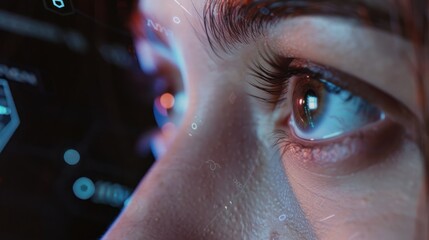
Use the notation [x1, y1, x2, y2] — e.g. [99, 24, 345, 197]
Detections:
[43, 0, 74, 16]
[53, 0, 65, 8]
[0, 79, 20, 154]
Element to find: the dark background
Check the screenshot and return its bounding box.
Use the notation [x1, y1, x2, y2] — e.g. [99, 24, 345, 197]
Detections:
[0, 1, 158, 239]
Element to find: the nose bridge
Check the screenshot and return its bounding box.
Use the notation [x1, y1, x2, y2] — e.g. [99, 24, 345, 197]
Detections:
[103, 90, 263, 239]
[103, 85, 316, 239]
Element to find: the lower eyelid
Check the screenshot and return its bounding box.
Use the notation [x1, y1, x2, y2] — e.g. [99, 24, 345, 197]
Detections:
[249, 53, 419, 173]
[277, 117, 406, 176]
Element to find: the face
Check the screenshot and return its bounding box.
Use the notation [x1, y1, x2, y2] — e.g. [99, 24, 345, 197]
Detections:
[103, 0, 428, 239]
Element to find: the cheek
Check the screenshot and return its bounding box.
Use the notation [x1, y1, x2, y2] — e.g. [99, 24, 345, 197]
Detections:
[283, 138, 424, 239]
[151, 74, 314, 238]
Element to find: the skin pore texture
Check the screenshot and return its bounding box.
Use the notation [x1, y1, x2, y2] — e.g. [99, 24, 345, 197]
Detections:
[102, 0, 426, 239]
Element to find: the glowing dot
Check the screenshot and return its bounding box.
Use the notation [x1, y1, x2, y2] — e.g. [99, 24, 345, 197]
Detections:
[73, 177, 95, 200]
[279, 214, 287, 222]
[160, 93, 175, 109]
[307, 96, 318, 110]
[173, 16, 181, 24]
[0, 105, 10, 115]
[64, 149, 80, 165]
[191, 123, 197, 130]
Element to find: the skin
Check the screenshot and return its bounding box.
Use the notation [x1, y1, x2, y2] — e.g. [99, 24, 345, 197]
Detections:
[103, 0, 427, 239]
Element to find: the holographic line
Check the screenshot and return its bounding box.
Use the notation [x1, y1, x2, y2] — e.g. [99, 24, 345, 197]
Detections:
[174, 0, 192, 16]
[319, 214, 335, 222]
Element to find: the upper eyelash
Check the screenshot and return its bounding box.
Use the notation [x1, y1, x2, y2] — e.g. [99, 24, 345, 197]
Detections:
[250, 53, 390, 136]
[247, 52, 339, 105]
[248, 53, 294, 104]
[248, 51, 361, 107]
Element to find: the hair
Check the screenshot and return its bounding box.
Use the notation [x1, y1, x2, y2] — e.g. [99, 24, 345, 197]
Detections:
[399, 0, 429, 238]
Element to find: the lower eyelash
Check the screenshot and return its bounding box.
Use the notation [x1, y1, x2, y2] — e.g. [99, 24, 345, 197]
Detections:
[271, 126, 364, 178]
[271, 128, 354, 165]
[272, 115, 406, 177]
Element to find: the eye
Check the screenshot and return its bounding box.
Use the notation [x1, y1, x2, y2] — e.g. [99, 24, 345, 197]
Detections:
[289, 72, 385, 141]
[150, 63, 188, 159]
[249, 54, 408, 149]
[151, 84, 188, 158]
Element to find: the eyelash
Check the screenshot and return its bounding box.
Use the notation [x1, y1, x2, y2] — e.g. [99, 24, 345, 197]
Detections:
[248, 53, 293, 104]
[248, 51, 384, 165]
[249, 51, 360, 108]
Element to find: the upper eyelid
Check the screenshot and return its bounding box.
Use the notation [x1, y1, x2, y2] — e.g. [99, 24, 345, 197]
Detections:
[202, 0, 407, 56]
[250, 54, 418, 140]
[200, 1, 423, 134]
[267, 15, 423, 121]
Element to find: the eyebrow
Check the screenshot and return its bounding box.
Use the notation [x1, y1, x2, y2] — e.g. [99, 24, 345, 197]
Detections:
[202, 0, 407, 55]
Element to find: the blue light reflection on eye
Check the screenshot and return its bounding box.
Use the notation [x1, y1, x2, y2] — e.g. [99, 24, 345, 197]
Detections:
[173, 91, 187, 116]
[150, 90, 188, 160]
[321, 131, 343, 140]
[63, 149, 80, 165]
[136, 40, 157, 74]
[307, 96, 318, 110]
[153, 99, 169, 127]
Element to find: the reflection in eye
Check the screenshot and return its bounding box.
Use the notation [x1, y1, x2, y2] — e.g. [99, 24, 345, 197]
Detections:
[152, 88, 188, 159]
[250, 54, 390, 144]
[154, 90, 188, 127]
[290, 74, 385, 141]
[248, 54, 414, 170]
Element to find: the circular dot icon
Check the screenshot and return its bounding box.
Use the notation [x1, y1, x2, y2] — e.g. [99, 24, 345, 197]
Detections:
[64, 149, 80, 165]
[73, 177, 95, 200]
[279, 214, 287, 222]
[173, 16, 181, 24]
[191, 123, 198, 130]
